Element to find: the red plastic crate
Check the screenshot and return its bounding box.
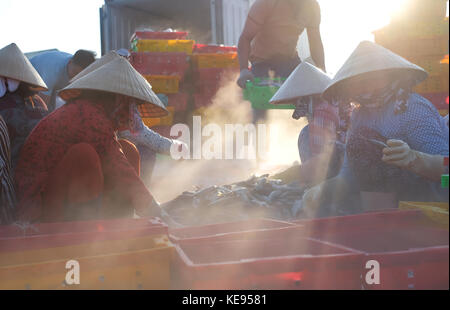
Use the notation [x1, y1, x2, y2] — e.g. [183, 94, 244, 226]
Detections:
[169, 219, 296, 244]
[130, 52, 189, 77]
[420, 92, 450, 109]
[0, 218, 167, 253]
[294, 210, 449, 290]
[167, 93, 189, 111]
[171, 237, 364, 290]
[131, 31, 188, 41]
[194, 44, 237, 54]
[194, 92, 217, 109]
[151, 125, 173, 138]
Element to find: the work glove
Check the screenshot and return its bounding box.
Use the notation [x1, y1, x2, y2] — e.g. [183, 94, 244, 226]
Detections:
[237, 69, 254, 89]
[382, 139, 417, 169]
[302, 183, 324, 218]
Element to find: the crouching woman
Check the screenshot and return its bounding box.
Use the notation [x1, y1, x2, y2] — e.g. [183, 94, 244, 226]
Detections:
[14, 57, 169, 223]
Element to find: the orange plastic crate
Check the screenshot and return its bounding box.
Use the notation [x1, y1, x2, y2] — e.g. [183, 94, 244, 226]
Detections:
[144, 75, 180, 94]
[142, 106, 175, 128]
[191, 53, 239, 69]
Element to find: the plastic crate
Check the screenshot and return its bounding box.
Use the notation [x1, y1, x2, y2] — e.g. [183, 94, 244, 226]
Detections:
[144, 75, 180, 94]
[407, 55, 450, 76]
[132, 39, 195, 55]
[293, 210, 449, 290]
[142, 117, 160, 128]
[0, 217, 165, 239]
[171, 237, 363, 290]
[0, 236, 173, 289]
[193, 92, 216, 109]
[193, 44, 237, 54]
[414, 73, 449, 94]
[159, 106, 175, 126]
[191, 53, 239, 69]
[399, 201, 449, 227]
[376, 35, 449, 57]
[167, 93, 189, 112]
[194, 67, 239, 87]
[420, 92, 449, 109]
[130, 52, 189, 77]
[0, 218, 167, 253]
[151, 125, 172, 138]
[243, 78, 294, 110]
[131, 31, 188, 41]
[374, 19, 449, 41]
[169, 219, 296, 244]
[439, 109, 449, 116]
[142, 106, 175, 128]
[392, 0, 448, 20]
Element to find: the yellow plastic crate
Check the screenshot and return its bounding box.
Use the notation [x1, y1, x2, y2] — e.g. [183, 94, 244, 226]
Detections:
[135, 39, 195, 55]
[192, 53, 239, 69]
[399, 201, 449, 227]
[145, 75, 180, 94]
[0, 235, 174, 289]
[414, 73, 449, 93]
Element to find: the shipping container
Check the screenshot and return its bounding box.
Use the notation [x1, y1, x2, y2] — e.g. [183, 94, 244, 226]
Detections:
[100, 0, 310, 57]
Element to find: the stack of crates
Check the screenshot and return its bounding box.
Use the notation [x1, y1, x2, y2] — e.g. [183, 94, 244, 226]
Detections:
[130, 31, 194, 130]
[191, 44, 239, 110]
[373, 0, 449, 116]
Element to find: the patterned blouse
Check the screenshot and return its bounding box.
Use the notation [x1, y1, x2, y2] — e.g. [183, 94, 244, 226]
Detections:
[14, 99, 155, 222]
[0, 92, 48, 171]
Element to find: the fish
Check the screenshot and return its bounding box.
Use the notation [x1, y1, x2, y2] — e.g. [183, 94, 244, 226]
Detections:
[162, 175, 308, 226]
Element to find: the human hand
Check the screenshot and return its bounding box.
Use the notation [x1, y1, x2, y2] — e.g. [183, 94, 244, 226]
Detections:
[382, 139, 417, 168]
[237, 69, 254, 89]
[302, 183, 323, 218]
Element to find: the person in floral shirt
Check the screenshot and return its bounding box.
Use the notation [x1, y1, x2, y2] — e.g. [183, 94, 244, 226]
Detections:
[14, 57, 170, 223]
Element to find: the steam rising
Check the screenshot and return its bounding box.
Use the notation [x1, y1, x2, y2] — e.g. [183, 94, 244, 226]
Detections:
[148, 72, 306, 203]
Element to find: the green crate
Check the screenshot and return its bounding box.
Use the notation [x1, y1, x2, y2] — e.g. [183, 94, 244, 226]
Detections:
[243, 78, 294, 110]
[442, 174, 449, 188]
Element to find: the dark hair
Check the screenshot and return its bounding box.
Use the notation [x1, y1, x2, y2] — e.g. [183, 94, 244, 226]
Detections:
[71, 50, 97, 69]
[68, 90, 120, 120]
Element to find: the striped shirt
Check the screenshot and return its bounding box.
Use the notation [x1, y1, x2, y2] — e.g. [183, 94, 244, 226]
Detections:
[0, 115, 16, 225]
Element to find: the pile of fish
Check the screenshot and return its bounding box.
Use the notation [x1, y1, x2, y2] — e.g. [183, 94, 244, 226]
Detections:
[162, 175, 306, 226]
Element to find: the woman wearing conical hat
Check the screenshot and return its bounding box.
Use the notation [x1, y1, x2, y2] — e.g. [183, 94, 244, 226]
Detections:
[302, 41, 449, 218]
[14, 57, 171, 223]
[70, 51, 186, 187]
[0, 43, 49, 172]
[269, 62, 344, 189]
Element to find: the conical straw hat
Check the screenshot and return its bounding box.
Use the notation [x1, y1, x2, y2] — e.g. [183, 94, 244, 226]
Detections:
[270, 62, 332, 104]
[59, 57, 168, 117]
[0, 43, 47, 91]
[323, 41, 427, 101]
[70, 51, 121, 82]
